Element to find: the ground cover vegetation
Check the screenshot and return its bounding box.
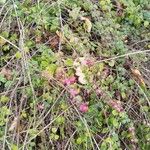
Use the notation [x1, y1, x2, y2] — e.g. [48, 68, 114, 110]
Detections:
[0, 0, 150, 149]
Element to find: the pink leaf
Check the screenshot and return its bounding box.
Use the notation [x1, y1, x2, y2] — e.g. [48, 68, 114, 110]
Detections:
[63, 76, 76, 86]
[83, 59, 94, 67]
[37, 103, 44, 110]
[79, 103, 88, 113]
[69, 88, 79, 97]
[108, 100, 123, 112]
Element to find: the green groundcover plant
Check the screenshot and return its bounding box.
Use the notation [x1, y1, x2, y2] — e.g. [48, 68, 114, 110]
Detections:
[0, 0, 150, 149]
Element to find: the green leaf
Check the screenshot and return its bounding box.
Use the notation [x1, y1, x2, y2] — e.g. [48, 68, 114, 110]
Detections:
[46, 64, 57, 76]
[0, 75, 6, 83]
[28, 128, 38, 137]
[111, 118, 119, 128]
[142, 106, 149, 112]
[50, 133, 55, 139]
[112, 110, 118, 116]
[64, 58, 73, 66]
[15, 51, 22, 59]
[121, 92, 126, 99]
[81, 16, 92, 33]
[144, 21, 149, 27]
[143, 11, 150, 21]
[50, 18, 59, 32]
[98, 63, 104, 72]
[76, 137, 83, 144]
[0, 95, 9, 103]
[108, 60, 115, 67]
[102, 127, 109, 133]
[0, 37, 6, 46]
[69, 7, 81, 20]
[54, 135, 59, 140]
[52, 127, 57, 133]
[56, 116, 65, 124]
[105, 137, 112, 143]
[11, 144, 18, 150]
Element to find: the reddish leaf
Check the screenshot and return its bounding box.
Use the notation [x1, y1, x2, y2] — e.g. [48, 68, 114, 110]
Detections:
[79, 103, 88, 113]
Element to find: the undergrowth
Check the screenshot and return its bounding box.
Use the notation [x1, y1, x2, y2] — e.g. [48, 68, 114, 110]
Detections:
[0, 0, 150, 150]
